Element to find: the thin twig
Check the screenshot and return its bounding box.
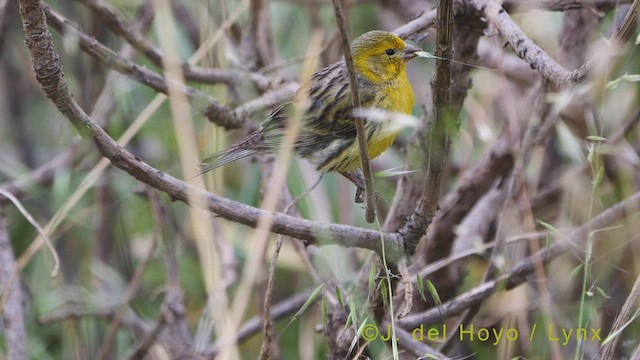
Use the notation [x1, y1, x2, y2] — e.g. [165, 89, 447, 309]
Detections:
[0, 189, 59, 277]
[43, 5, 243, 129]
[205, 288, 317, 356]
[0, 141, 82, 205]
[80, 0, 275, 88]
[331, 0, 376, 223]
[393, 9, 438, 40]
[473, 0, 586, 87]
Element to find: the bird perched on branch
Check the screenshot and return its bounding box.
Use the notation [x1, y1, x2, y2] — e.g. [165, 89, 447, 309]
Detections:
[198, 30, 426, 202]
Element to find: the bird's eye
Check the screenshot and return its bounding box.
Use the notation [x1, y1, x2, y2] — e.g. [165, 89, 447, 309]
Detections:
[385, 48, 396, 56]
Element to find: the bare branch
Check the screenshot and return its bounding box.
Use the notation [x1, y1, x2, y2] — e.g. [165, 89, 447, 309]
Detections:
[0, 142, 82, 205]
[401, 0, 455, 255]
[80, 0, 275, 88]
[0, 210, 26, 360]
[43, 5, 243, 129]
[473, 0, 586, 87]
[393, 9, 438, 40]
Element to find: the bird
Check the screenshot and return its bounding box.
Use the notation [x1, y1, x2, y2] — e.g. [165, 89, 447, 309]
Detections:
[198, 30, 425, 202]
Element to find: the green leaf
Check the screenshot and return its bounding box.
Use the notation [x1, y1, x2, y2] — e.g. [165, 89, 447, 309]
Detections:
[425, 279, 445, 318]
[321, 295, 328, 325]
[595, 286, 611, 299]
[281, 283, 325, 334]
[379, 280, 388, 306]
[593, 166, 604, 188]
[416, 274, 428, 303]
[349, 298, 358, 324]
[622, 74, 640, 82]
[606, 73, 640, 89]
[587, 143, 595, 164]
[356, 317, 369, 337]
[368, 263, 377, 297]
[335, 287, 344, 309]
[344, 310, 353, 329]
[586, 135, 606, 142]
[291, 284, 324, 320]
[537, 219, 559, 233]
[606, 78, 622, 89]
[569, 263, 584, 279]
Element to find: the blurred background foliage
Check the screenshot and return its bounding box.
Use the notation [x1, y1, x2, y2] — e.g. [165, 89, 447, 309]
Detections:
[0, 0, 639, 359]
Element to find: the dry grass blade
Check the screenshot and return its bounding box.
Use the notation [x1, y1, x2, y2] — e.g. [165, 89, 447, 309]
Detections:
[601, 273, 640, 359]
[218, 31, 324, 358]
[0, 189, 59, 278]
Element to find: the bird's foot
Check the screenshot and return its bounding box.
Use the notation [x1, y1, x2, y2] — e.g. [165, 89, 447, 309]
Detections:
[339, 170, 367, 204]
[354, 186, 365, 203]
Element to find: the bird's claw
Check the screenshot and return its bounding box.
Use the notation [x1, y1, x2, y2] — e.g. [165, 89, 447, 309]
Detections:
[354, 186, 365, 203]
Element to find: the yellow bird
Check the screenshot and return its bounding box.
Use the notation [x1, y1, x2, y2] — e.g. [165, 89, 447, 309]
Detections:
[199, 30, 425, 201]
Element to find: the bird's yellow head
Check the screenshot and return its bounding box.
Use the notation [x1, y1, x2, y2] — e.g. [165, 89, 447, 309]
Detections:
[351, 30, 422, 84]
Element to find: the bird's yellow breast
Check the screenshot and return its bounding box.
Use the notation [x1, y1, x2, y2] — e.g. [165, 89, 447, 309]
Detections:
[366, 72, 413, 158]
[332, 75, 413, 172]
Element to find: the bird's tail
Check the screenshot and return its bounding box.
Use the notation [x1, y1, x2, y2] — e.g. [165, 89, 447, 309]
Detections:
[194, 132, 267, 177]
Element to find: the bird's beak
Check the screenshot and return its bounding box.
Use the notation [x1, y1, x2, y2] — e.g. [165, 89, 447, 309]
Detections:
[403, 44, 430, 60]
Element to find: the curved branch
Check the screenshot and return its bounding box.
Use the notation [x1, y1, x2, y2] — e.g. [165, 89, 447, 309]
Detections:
[393, 9, 438, 39]
[43, 5, 243, 129]
[79, 0, 276, 89]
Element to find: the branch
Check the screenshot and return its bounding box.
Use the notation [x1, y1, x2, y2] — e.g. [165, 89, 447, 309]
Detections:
[473, 0, 586, 87]
[17, 0, 404, 260]
[43, 5, 243, 129]
[398, 190, 640, 328]
[400, 0, 454, 255]
[424, 127, 515, 261]
[0, 141, 82, 204]
[331, 0, 376, 222]
[0, 210, 26, 360]
[393, 9, 438, 40]
[79, 0, 275, 89]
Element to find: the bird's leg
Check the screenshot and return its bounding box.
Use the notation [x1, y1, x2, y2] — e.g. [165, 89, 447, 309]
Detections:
[339, 169, 366, 203]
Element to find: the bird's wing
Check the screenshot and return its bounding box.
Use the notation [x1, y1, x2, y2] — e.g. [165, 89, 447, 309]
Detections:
[259, 62, 378, 151]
